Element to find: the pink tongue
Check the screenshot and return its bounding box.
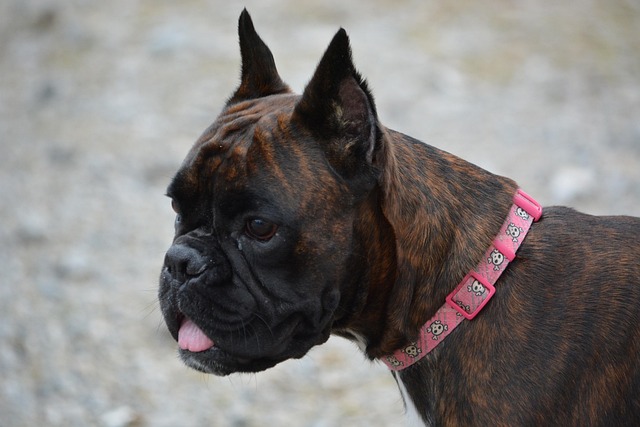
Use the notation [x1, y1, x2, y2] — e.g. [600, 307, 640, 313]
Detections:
[178, 318, 215, 352]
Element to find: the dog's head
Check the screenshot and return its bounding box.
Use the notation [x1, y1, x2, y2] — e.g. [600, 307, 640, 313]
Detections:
[158, 10, 384, 375]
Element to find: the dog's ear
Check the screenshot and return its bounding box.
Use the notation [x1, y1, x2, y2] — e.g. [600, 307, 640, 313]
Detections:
[293, 29, 379, 184]
[228, 9, 290, 104]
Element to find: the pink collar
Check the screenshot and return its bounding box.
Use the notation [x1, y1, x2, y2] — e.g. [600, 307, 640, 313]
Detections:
[382, 189, 542, 371]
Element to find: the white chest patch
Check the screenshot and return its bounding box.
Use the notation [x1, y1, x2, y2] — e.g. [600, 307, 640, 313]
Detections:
[342, 329, 368, 353]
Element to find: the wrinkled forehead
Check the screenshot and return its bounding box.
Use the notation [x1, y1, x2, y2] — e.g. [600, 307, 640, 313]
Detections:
[195, 94, 299, 167]
[167, 94, 295, 191]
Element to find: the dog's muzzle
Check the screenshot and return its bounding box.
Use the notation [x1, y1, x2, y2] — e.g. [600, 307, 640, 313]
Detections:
[159, 230, 339, 375]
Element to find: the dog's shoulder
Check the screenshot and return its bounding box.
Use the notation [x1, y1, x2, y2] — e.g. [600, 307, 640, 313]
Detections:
[530, 205, 640, 247]
[514, 205, 640, 302]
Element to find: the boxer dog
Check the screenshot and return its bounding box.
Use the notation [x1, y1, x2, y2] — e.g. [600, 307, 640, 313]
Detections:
[159, 9, 640, 426]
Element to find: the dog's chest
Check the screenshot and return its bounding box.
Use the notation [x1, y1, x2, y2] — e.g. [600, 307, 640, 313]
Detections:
[393, 372, 429, 427]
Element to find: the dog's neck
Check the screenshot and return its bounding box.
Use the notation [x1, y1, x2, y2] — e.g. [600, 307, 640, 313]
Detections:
[338, 127, 519, 359]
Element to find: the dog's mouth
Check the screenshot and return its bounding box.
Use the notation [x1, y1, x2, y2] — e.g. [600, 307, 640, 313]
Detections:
[178, 317, 215, 353]
[168, 312, 328, 376]
[174, 316, 255, 375]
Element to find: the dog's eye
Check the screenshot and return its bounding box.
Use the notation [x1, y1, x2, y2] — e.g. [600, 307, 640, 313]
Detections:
[170, 200, 182, 227]
[245, 218, 278, 241]
[171, 199, 180, 214]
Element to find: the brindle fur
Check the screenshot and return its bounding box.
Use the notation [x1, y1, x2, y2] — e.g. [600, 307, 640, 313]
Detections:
[160, 10, 640, 426]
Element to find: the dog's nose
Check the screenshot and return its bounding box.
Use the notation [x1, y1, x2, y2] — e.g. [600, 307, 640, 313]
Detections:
[164, 244, 209, 282]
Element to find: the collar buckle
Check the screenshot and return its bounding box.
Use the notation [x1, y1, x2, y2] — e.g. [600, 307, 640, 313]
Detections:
[446, 270, 496, 320]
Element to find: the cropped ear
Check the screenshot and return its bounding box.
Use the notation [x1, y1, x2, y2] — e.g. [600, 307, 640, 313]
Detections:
[228, 9, 290, 104]
[293, 29, 379, 183]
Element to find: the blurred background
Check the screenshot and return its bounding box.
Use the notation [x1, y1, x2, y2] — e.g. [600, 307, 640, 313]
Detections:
[1, 0, 638, 426]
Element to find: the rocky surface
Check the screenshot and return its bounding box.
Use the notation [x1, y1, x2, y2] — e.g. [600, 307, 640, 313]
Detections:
[1, 0, 638, 426]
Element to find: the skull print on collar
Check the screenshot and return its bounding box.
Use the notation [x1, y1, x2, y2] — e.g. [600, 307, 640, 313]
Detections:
[382, 189, 542, 371]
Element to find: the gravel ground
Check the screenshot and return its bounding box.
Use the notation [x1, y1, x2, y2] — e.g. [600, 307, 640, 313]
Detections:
[1, 0, 639, 426]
